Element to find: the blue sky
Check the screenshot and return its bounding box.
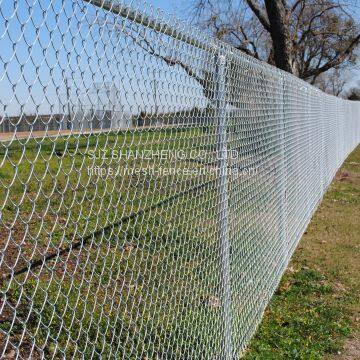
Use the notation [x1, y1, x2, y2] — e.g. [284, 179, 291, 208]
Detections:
[0, 0, 359, 118]
[142, 0, 188, 19]
[0, 0, 209, 117]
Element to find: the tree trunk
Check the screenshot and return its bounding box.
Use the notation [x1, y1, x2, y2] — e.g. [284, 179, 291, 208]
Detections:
[264, 0, 298, 75]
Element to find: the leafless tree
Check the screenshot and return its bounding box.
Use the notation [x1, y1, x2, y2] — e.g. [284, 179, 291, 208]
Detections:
[84, 0, 359, 101]
[314, 68, 347, 96]
[346, 81, 360, 100]
[191, 0, 360, 83]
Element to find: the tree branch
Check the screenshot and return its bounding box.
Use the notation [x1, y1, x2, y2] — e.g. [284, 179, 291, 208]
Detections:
[297, 5, 340, 45]
[229, 27, 260, 59]
[122, 25, 215, 101]
[246, 0, 271, 32]
[291, 0, 303, 13]
[303, 34, 360, 79]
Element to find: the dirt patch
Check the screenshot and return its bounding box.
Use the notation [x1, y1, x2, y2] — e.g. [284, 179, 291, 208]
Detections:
[0, 223, 29, 279]
[327, 335, 360, 360]
[335, 170, 351, 181]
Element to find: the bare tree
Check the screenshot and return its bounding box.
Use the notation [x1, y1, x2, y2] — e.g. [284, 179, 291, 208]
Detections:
[84, 0, 359, 102]
[314, 68, 347, 96]
[346, 81, 360, 100]
[192, 0, 360, 82]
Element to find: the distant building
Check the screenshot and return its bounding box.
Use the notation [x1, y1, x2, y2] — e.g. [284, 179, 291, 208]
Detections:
[0, 114, 63, 133]
[1, 110, 132, 134]
[72, 109, 131, 131]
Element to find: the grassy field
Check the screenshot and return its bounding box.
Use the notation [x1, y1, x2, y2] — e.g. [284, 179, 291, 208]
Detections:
[1, 125, 356, 359]
[0, 127, 227, 358]
[0, 123, 284, 359]
[244, 145, 360, 359]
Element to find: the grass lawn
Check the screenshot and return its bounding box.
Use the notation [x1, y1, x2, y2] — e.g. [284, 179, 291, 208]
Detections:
[1, 124, 357, 359]
[243, 145, 360, 359]
[0, 127, 226, 358]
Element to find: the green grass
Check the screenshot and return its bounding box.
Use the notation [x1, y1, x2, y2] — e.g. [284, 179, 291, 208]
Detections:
[0, 126, 226, 358]
[2, 126, 355, 359]
[0, 127, 217, 259]
[244, 145, 360, 359]
[243, 269, 351, 359]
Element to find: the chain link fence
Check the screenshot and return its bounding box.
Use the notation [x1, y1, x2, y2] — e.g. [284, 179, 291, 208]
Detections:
[0, 0, 359, 358]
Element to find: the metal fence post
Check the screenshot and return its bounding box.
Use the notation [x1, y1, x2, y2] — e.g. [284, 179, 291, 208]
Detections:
[215, 53, 232, 360]
[280, 75, 287, 268]
[320, 99, 325, 193]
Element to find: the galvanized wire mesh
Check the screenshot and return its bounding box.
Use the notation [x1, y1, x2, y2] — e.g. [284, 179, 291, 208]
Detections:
[0, 0, 359, 359]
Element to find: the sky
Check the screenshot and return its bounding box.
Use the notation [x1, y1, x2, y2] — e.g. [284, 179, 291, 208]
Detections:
[0, 0, 359, 119]
[0, 0, 208, 117]
[140, 0, 189, 19]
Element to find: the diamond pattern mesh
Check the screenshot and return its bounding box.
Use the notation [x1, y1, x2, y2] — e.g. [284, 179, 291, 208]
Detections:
[0, 0, 359, 359]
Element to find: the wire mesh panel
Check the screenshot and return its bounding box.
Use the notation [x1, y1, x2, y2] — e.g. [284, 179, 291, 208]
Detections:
[0, 0, 359, 359]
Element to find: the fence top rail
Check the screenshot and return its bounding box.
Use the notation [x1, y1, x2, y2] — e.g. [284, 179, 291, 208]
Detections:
[81, 0, 357, 103]
[82, 0, 215, 52]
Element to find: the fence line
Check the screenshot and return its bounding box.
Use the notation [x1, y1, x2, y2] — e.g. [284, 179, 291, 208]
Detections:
[0, 0, 359, 359]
